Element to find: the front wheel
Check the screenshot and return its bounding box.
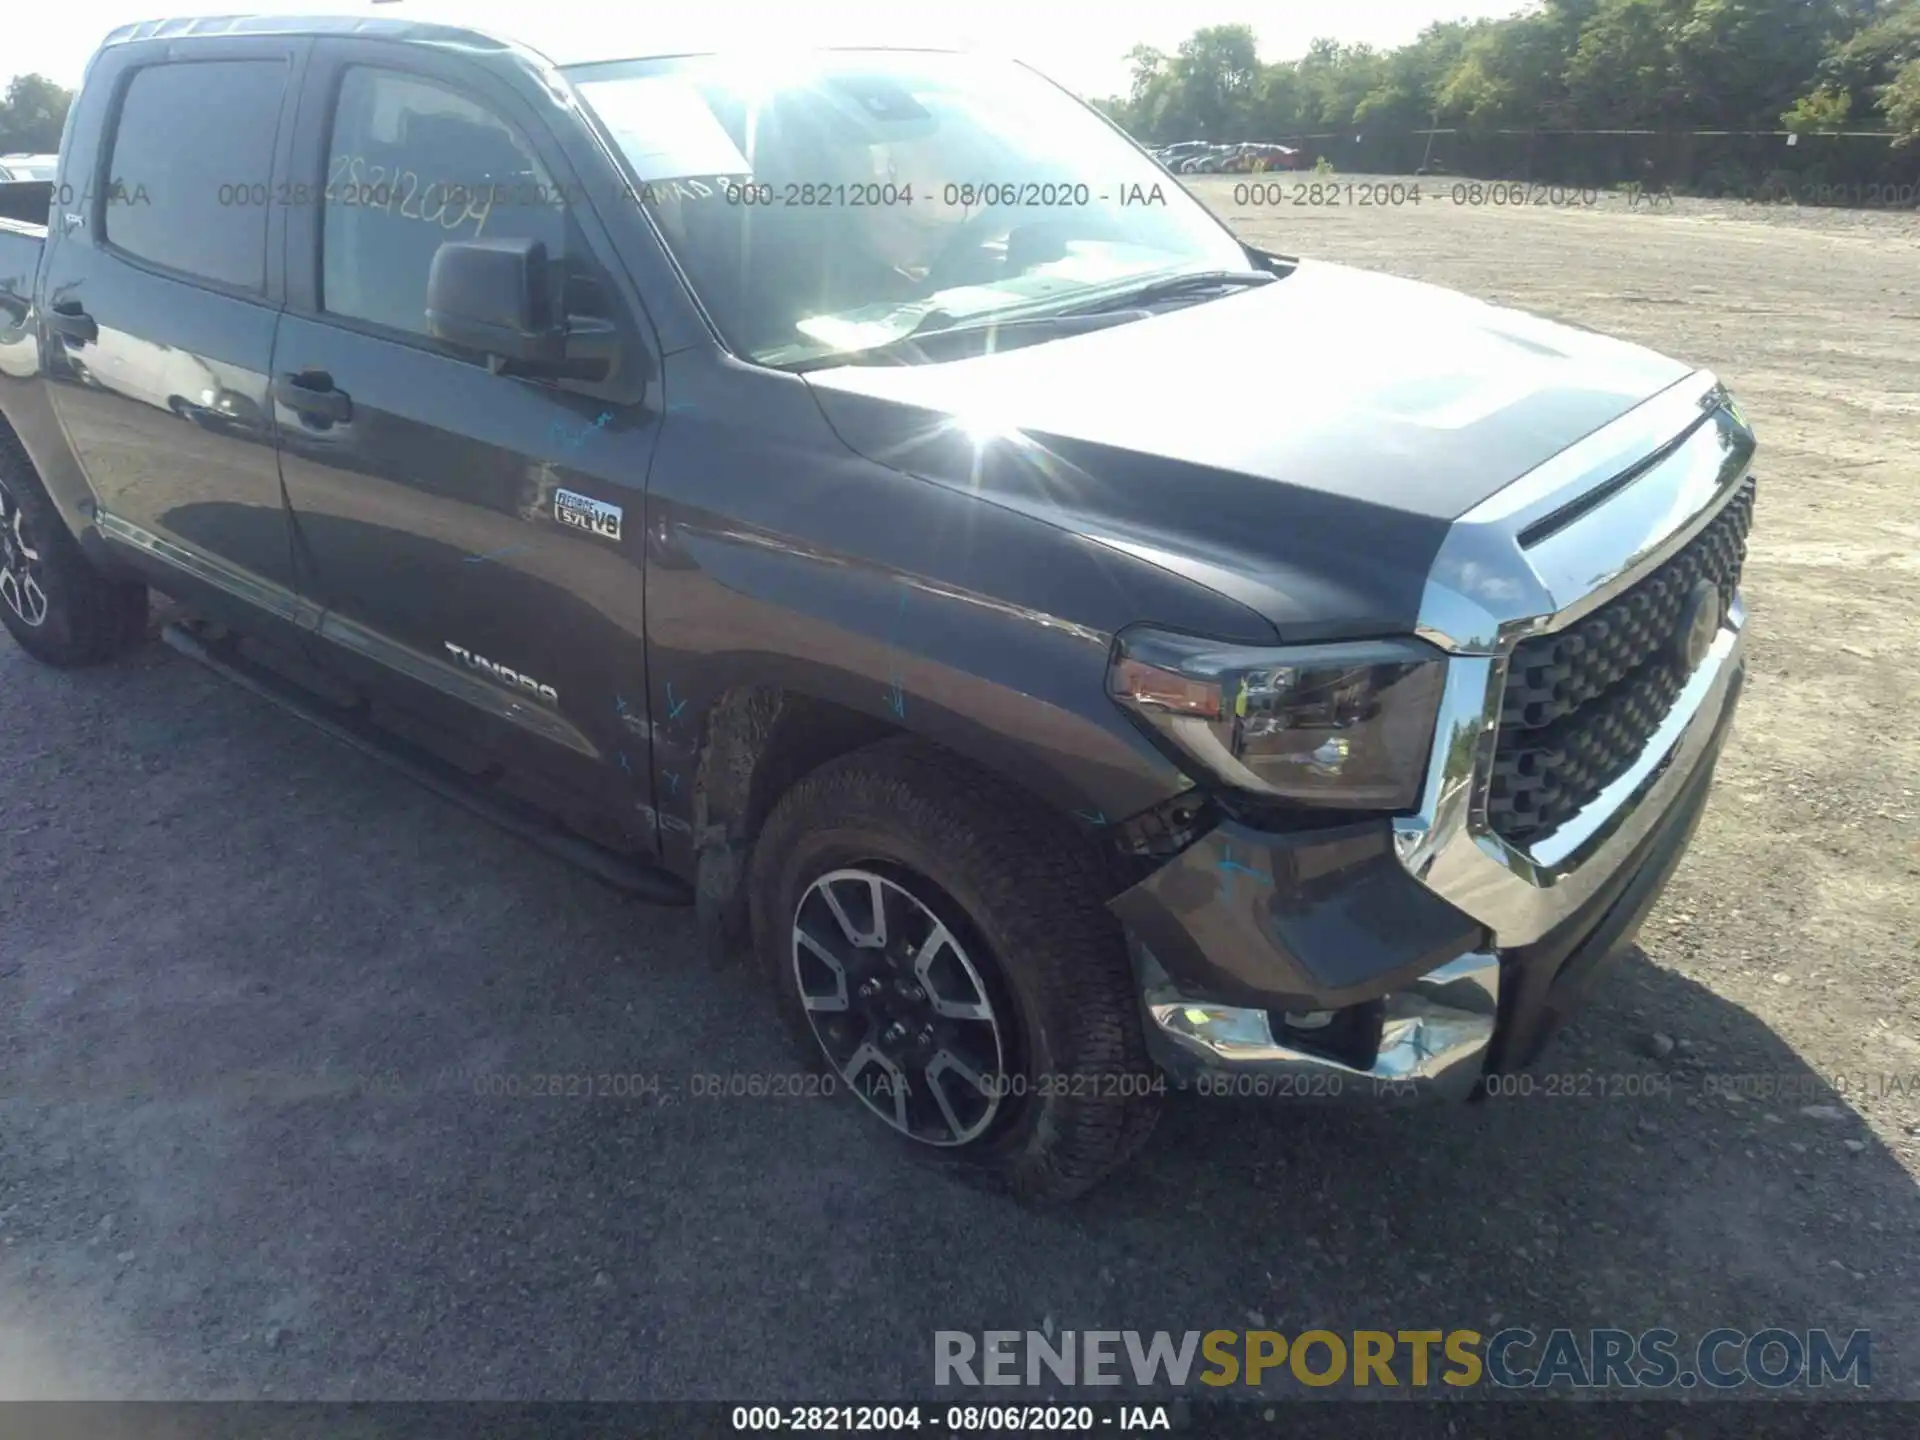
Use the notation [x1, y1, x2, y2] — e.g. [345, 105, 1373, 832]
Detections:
[0, 429, 147, 666]
[749, 739, 1161, 1201]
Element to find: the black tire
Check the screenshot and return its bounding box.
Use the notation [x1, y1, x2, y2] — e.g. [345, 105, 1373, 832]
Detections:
[749, 737, 1161, 1202]
[0, 425, 147, 666]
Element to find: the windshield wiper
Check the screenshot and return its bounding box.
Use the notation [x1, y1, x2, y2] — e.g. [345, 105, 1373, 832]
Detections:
[777, 270, 1276, 372]
[1064, 268, 1278, 315]
[784, 307, 1151, 372]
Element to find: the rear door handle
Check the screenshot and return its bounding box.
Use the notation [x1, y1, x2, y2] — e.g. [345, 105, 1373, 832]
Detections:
[273, 370, 353, 424]
[48, 302, 96, 344]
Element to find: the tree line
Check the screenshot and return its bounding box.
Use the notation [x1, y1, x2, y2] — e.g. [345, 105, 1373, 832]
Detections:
[7, 5, 1916, 178]
[0, 74, 69, 155]
[1098, 1, 1920, 147]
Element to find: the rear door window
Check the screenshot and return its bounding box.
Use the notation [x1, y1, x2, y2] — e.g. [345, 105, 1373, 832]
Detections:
[104, 59, 287, 292]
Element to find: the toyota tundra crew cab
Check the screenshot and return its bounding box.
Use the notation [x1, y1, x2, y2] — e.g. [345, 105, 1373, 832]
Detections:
[0, 15, 1756, 1200]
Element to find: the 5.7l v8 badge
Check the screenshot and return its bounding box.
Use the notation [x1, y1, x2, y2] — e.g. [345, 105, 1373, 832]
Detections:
[554, 488, 623, 542]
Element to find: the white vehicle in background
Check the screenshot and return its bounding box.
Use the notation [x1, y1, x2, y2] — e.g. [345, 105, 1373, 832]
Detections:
[64, 326, 264, 436]
[0, 155, 59, 182]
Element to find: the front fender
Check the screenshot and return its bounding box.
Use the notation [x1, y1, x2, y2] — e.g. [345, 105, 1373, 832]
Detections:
[640, 351, 1276, 882]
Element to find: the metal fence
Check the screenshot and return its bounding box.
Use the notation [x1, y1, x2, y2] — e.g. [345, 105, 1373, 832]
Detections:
[1262, 128, 1920, 205]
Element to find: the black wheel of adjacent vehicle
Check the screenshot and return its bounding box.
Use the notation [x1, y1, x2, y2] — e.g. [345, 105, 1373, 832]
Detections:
[0, 428, 147, 666]
[750, 738, 1162, 1201]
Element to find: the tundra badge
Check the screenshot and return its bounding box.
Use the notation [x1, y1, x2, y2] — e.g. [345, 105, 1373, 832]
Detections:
[554, 488, 622, 542]
[444, 643, 559, 705]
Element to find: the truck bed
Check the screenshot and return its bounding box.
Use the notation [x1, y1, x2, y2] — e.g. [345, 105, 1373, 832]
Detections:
[0, 187, 47, 363]
[0, 221, 45, 334]
[0, 180, 51, 231]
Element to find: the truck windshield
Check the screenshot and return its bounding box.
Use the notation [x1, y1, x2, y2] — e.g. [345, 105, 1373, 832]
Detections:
[564, 51, 1252, 367]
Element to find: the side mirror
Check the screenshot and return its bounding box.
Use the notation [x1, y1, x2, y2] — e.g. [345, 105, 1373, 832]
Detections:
[426, 237, 567, 371]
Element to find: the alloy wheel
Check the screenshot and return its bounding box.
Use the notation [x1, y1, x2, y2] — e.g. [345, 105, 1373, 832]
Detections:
[0, 477, 48, 628]
[791, 867, 1007, 1147]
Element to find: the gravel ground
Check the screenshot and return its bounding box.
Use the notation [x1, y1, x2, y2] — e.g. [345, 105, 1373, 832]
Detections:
[1, 177, 1916, 1405]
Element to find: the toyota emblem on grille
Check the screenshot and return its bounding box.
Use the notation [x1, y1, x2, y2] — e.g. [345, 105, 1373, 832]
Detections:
[1675, 579, 1724, 671]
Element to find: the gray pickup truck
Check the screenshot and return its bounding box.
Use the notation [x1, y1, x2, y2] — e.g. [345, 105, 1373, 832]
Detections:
[0, 14, 1755, 1199]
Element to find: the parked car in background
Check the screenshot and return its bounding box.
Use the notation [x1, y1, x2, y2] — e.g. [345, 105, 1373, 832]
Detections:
[1154, 141, 1210, 171]
[0, 155, 58, 183]
[1210, 144, 1303, 174]
[1248, 144, 1301, 172]
[1179, 145, 1238, 174]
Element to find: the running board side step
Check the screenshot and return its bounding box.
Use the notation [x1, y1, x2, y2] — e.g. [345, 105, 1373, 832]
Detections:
[160, 620, 693, 906]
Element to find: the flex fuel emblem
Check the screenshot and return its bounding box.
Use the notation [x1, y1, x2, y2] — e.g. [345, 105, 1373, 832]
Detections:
[554, 488, 623, 542]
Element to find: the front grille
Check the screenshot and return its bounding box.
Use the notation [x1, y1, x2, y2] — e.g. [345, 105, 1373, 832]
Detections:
[1487, 478, 1754, 847]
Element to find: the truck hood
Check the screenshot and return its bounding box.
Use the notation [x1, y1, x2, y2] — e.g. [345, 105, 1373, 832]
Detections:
[803, 258, 1695, 640]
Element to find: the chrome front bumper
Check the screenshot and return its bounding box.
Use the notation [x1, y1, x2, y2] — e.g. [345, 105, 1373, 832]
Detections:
[1144, 950, 1501, 1101]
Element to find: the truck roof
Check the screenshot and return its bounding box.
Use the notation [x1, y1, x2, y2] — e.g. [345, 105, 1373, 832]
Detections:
[101, 13, 963, 71]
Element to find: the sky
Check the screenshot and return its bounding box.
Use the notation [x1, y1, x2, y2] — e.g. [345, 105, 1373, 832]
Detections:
[6, 0, 1531, 101]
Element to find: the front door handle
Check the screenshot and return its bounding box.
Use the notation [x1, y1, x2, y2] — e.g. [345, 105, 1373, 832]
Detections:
[48, 302, 96, 344]
[273, 370, 353, 424]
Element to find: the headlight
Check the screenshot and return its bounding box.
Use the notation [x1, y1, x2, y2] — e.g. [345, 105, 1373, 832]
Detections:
[1107, 629, 1448, 810]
